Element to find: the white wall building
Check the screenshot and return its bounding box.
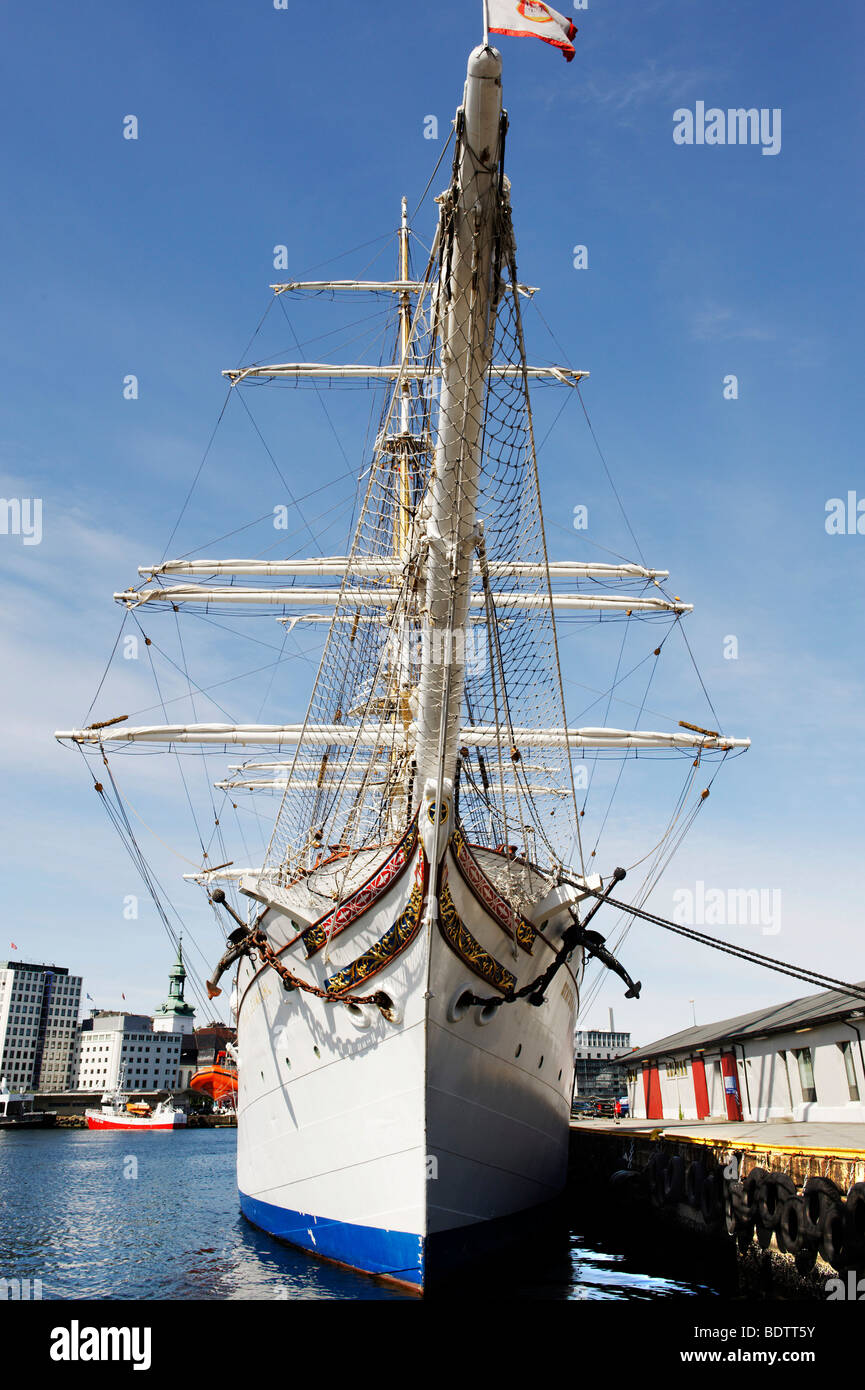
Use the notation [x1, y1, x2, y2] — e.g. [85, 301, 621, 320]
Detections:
[71, 947, 195, 1092]
[73, 1013, 184, 1092]
[0, 960, 82, 1091]
[626, 983, 865, 1124]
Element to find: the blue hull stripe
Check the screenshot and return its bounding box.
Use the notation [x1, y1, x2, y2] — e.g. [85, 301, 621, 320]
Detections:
[239, 1190, 424, 1286]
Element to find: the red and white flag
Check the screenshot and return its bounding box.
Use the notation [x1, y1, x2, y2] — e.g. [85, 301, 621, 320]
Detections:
[488, 1, 578, 62]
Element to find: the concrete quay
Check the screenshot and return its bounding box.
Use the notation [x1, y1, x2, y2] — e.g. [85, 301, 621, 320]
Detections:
[568, 1116, 865, 1298]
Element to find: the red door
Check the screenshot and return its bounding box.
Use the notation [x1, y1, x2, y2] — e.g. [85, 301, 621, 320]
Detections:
[642, 1062, 663, 1120]
[720, 1052, 743, 1120]
[692, 1056, 710, 1119]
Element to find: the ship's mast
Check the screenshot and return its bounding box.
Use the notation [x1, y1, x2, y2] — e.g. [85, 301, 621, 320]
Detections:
[412, 44, 504, 815]
[395, 196, 413, 559]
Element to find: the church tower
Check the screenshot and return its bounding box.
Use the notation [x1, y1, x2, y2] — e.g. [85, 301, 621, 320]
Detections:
[152, 941, 196, 1035]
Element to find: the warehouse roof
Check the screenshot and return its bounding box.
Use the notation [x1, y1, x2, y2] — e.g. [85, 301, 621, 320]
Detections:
[626, 982, 865, 1065]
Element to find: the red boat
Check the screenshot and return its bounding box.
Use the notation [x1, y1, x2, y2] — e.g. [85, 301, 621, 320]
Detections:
[85, 1088, 187, 1130]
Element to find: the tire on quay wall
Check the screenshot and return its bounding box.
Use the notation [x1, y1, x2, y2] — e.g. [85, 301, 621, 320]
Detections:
[845, 1182, 865, 1259]
[742, 1166, 768, 1220]
[646, 1150, 669, 1205]
[779, 1195, 808, 1257]
[685, 1159, 706, 1209]
[608, 1169, 647, 1206]
[818, 1200, 846, 1271]
[726, 1177, 761, 1234]
[756, 1171, 796, 1230]
[756, 1216, 775, 1250]
[700, 1170, 723, 1229]
[802, 1175, 843, 1240]
[663, 1154, 686, 1206]
[724, 1180, 744, 1236]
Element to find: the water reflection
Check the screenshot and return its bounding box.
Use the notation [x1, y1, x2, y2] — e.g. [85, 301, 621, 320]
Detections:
[0, 1131, 725, 1301]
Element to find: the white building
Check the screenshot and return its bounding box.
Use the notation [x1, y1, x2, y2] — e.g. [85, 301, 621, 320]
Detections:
[71, 945, 195, 1092]
[0, 960, 82, 1091]
[626, 983, 865, 1124]
[73, 1012, 184, 1092]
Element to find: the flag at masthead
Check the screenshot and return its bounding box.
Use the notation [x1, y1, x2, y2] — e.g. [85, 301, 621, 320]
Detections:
[485, 0, 578, 60]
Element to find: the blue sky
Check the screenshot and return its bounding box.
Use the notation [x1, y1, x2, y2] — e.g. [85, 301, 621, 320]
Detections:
[1, 0, 863, 1044]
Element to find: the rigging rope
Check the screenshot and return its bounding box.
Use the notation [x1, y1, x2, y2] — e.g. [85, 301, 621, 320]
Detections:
[571, 881, 865, 1004]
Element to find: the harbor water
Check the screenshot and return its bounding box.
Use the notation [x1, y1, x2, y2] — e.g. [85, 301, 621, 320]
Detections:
[0, 1128, 727, 1301]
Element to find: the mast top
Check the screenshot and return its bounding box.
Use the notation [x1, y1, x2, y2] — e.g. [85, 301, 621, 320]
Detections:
[466, 42, 502, 84]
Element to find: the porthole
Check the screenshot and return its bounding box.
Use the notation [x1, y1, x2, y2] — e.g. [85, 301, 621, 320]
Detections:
[313, 1046, 321, 1059]
[538, 1056, 544, 1069]
[515, 1044, 522, 1058]
[285, 1058, 291, 1069]
[558, 1068, 563, 1080]
[447, 986, 474, 1024]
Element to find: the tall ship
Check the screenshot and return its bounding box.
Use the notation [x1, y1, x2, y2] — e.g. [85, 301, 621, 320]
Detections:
[57, 16, 748, 1290]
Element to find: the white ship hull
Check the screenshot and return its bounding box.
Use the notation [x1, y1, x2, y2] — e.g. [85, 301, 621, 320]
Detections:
[235, 824, 581, 1289]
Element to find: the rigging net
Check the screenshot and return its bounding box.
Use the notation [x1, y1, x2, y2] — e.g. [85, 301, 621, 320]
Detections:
[258, 164, 581, 895]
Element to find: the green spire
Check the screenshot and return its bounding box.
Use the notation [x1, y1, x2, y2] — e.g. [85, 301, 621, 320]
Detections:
[153, 939, 195, 1027]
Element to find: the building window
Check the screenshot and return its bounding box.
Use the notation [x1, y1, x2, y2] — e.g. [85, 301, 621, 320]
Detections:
[838, 1041, 860, 1102]
[794, 1047, 817, 1104]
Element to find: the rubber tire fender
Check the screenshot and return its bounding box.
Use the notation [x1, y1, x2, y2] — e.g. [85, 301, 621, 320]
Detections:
[647, 1150, 668, 1203]
[700, 1171, 723, 1228]
[742, 1166, 768, 1220]
[779, 1195, 807, 1256]
[756, 1217, 774, 1250]
[844, 1182, 865, 1257]
[731, 1179, 751, 1221]
[685, 1159, 706, 1209]
[663, 1154, 686, 1206]
[609, 1169, 647, 1203]
[802, 1175, 842, 1239]
[819, 1201, 846, 1271]
[756, 1171, 796, 1230]
[724, 1180, 744, 1236]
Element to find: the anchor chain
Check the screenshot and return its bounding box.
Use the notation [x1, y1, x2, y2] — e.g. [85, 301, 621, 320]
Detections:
[207, 889, 393, 1010]
[248, 926, 394, 1009]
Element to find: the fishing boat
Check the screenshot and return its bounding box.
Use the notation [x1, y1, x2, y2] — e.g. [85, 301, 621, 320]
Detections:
[56, 13, 748, 1290]
[84, 1086, 187, 1131]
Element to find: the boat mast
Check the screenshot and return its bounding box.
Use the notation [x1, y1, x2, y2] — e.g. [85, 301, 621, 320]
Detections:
[412, 44, 503, 820]
[395, 196, 413, 560]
